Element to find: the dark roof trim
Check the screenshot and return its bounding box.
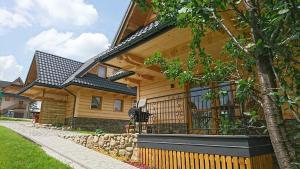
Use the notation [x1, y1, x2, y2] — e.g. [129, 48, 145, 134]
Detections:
[111, 1, 134, 47]
[18, 81, 62, 95]
[99, 22, 173, 63]
[108, 71, 135, 81]
[3, 92, 30, 100]
[64, 82, 136, 96]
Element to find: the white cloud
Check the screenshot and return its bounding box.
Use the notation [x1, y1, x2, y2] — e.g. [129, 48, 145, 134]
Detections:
[27, 28, 110, 61]
[15, 0, 98, 27]
[0, 0, 98, 30]
[0, 9, 30, 29]
[0, 55, 23, 81]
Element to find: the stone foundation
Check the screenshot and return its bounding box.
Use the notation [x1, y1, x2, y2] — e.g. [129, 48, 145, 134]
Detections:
[61, 133, 138, 161]
[65, 117, 129, 133]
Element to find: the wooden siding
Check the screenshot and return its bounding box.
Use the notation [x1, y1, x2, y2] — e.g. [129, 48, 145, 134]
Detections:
[138, 148, 273, 169]
[65, 95, 74, 118]
[87, 63, 118, 78]
[74, 88, 135, 120]
[40, 100, 66, 124]
[138, 79, 185, 100]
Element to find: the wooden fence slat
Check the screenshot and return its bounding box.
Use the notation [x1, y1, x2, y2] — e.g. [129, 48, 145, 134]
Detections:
[181, 152, 186, 169]
[233, 157, 239, 169]
[194, 153, 199, 169]
[143, 148, 146, 165]
[155, 149, 159, 169]
[177, 151, 181, 169]
[169, 151, 174, 169]
[162, 150, 166, 169]
[238, 157, 245, 169]
[159, 149, 162, 169]
[146, 148, 149, 167]
[221, 156, 226, 169]
[199, 154, 204, 169]
[186, 152, 190, 169]
[190, 153, 195, 169]
[166, 150, 169, 169]
[209, 155, 215, 169]
[245, 158, 252, 169]
[226, 156, 233, 169]
[204, 154, 210, 169]
[173, 151, 178, 169]
[215, 155, 221, 169]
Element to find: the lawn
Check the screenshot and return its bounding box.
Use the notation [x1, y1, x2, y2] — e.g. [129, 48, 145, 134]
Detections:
[0, 126, 71, 169]
[0, 117, 31, 122]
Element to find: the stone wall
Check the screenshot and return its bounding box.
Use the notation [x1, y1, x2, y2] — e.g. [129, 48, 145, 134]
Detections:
[62, 133, 138, 161]
[65, 117, 129, 133]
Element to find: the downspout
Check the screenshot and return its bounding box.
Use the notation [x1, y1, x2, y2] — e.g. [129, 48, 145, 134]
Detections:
[63, 88, 76, 129]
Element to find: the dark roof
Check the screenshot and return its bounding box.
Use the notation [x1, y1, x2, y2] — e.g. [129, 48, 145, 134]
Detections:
[0, 80, 11, 88]
[70, 21, 172, 78]
[3, 92, 29, 100]
[65, 73, 136, 95]
[98, 21, 172, 62]
[108, 71, 135, 81]
[20, 51, 136, 96]
[111, 1, 134, 47]
[34, 51, 83, 87]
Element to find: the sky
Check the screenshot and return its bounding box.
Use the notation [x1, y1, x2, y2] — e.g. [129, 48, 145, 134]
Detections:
[0, 0, 131, 82]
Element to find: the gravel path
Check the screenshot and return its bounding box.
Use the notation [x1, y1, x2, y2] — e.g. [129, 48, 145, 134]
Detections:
[0, 121, 137, 169]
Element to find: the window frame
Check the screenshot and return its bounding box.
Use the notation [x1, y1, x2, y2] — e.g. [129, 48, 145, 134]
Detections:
[98, 65, 107, 78]
[114, 99, 123, 112]
[90, 96, 102, 110]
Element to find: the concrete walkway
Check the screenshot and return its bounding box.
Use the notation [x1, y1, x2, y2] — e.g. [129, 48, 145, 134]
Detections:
[0, 121, 137, 169]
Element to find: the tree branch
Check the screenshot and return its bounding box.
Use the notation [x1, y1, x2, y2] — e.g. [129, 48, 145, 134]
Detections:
[211, 12, 251, 55]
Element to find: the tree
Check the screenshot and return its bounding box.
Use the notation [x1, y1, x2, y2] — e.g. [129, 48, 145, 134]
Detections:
[136, 0, 300, 168]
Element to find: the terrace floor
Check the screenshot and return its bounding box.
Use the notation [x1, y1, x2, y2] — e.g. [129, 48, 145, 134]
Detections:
[0, 121, 137, 169]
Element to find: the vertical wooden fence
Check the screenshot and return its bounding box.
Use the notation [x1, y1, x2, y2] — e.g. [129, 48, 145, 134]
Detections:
[137, 134, 274, 169]
[138, 148, 273, 169]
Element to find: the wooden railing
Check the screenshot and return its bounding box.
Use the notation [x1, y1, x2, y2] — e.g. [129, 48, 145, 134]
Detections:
[137, 134, 273, 169]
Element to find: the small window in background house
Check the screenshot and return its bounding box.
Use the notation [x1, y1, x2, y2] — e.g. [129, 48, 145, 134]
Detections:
[91, 96, 102, 109]
[19, 100, 24, 105]
[5, 97, 10, 101]
[114, 99, 123, 112]
[112, 68, 119, 75]
[98, 66, 107, 78]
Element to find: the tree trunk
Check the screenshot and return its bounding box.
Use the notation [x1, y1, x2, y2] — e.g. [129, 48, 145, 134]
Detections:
[256, 57, 297, 169]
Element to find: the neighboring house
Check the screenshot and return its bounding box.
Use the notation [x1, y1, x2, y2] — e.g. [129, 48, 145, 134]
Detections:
[20, 51, 136, 132]
[0, 78, 31, 118]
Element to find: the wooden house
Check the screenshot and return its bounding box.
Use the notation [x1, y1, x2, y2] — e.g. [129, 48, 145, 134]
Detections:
[70, 1, 299, 168]
[0, 78, 31, 118]
[20, 51, 136, 133]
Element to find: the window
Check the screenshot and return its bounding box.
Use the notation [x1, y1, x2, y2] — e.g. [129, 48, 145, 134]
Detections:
[112, 68, 119, 75]
[5, 96, 10, 101]
[98, 66, 107, 78]
[114, 99, 123, 112]
[91, 96, 102, 109]
[19, 100, 24, 105]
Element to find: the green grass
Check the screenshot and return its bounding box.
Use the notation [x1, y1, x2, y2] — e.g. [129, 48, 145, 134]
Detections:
[0, 126, 71, 169]
[0, 117, 31, 122]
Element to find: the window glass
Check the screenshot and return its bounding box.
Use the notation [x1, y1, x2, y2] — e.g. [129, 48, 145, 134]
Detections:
[91, 96, 101, 109]
[114, 99, 123, 112]
[98, 66, 107, 78]
[5, 96, 10, 101]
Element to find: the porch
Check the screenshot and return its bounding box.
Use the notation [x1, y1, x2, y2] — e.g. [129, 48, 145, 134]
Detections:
[132, 83, 273, 169]
[135, 83, 262, 135]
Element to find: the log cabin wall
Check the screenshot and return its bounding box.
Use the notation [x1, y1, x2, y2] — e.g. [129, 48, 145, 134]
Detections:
[40, 99, 66, 124]
[74, 87, 135, 120]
